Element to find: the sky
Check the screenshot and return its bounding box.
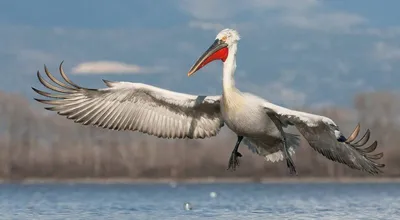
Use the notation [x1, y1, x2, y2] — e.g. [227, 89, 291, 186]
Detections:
[1, 0, 400, 108]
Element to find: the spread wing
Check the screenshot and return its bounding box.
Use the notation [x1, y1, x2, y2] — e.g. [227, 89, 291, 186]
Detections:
[32, 62, 224, 139]
[264, 103, 385, 174]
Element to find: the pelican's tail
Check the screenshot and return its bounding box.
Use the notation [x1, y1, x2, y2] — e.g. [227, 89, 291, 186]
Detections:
[243, 132, 301, 163]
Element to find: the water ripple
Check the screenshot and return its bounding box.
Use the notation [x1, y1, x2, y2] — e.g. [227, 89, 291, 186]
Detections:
[0, 182, 399, 219]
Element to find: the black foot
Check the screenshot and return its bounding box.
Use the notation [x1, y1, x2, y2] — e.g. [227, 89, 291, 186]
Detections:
[227, 151, 242, 171]
[286, 158, 297, 176]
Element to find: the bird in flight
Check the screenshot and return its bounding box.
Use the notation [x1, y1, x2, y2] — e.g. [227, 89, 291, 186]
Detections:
[32, 28, 384, 175]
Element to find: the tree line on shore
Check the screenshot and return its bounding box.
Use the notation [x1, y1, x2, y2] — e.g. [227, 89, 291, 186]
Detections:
[0, 90, 398, 180]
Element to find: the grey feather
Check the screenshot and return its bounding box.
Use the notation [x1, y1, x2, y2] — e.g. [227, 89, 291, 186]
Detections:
[265, 106, 385, 175]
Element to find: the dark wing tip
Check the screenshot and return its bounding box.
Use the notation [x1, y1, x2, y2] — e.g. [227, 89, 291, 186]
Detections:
[360, 140, 378, 154]
[367, 152, 383, 160]
[35, 61, 98, 92]
[33, 61, 90, 107]
[343, 125, 382, 155]
[336, 123, 385, 175]
[345, 123, 361, 143]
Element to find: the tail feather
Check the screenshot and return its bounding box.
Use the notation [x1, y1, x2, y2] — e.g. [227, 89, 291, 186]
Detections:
[243, 132, 301, 163]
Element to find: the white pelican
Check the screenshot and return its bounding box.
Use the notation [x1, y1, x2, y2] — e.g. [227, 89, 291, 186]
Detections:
[32, 28, 384, 175]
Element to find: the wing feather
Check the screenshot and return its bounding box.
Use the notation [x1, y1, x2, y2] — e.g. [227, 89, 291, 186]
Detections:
[33, 62, 224, 139]
[264, 103, 385, 174]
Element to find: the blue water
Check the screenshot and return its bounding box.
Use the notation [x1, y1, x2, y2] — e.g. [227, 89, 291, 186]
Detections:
[0, 182, 399, 220]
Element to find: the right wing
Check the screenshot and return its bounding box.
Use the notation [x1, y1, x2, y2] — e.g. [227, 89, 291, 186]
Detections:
[32, 62, 224, 139]
[263, 102, 385, 174]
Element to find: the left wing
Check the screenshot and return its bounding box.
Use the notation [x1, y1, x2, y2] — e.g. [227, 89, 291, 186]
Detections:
[263, 102, 385, 175]
[32, 62, 224, 139]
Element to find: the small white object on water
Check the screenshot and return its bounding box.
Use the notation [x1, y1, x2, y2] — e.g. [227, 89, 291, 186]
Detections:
[209, 192, 217, 198]
[169, 181, 177, 188]
[184, 202, 192, 210]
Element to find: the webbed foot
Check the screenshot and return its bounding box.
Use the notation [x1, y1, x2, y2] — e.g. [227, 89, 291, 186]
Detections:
[227, 151, 242, 171]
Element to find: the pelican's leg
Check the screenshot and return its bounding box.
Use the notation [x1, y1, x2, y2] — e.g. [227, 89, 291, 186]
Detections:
[227, 136, 243, 171]
[266, 111, 298, 175]
[281, 133, 297, 175]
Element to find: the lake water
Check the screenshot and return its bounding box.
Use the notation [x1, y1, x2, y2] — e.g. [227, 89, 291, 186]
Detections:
[0, 182, 399, 220]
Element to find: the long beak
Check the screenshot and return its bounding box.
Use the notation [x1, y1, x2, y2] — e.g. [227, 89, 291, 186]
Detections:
[187, 39, 228, 76]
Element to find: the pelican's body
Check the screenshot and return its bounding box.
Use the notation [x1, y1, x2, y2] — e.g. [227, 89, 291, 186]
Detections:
[221, 87, 288, 148]
[222, 90, 295, 149]
[32, 28, 384, 175]
[222, 90, 271, 135]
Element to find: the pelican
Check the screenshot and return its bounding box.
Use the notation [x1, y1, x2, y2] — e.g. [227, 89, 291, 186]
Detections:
[32, 28, 384, 175]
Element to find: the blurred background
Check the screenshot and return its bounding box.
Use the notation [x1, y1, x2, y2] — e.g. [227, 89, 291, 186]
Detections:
[0, 0, 399, 181]
[2, 1, 400, 219]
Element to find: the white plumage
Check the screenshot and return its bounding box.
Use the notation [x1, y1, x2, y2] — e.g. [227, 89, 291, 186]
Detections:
[32, 28, 384, 175]
[33, 65, 223, 139]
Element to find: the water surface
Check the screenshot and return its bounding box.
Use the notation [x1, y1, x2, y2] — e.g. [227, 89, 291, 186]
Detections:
[0, 182, 398, 219]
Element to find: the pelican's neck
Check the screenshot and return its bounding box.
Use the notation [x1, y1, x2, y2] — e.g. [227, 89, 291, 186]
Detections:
[222, 44, 238, 94]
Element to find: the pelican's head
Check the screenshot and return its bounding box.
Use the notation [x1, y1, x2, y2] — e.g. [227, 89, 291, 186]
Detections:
[187, 28, 240, 76]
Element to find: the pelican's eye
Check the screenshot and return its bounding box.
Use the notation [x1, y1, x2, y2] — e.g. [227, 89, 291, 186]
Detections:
[221, 36, 227, 42]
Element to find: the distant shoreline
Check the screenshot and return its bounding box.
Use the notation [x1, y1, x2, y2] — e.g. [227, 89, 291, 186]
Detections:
[1, 177, 400, 184]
